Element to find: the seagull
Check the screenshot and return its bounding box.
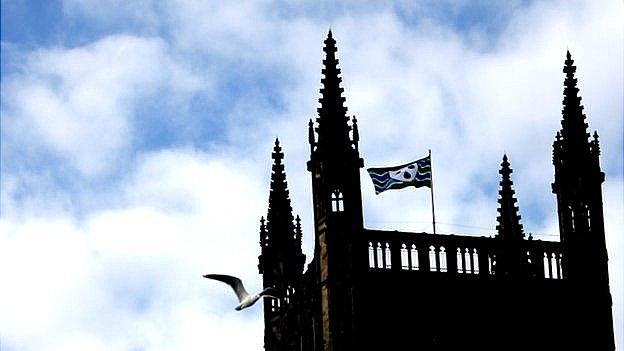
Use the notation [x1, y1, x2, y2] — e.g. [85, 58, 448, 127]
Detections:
[203, 274, 279, 311]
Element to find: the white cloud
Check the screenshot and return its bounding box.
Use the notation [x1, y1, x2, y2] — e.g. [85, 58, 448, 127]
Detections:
[0, 149, 266, 351]
[1, 35, 203, 177]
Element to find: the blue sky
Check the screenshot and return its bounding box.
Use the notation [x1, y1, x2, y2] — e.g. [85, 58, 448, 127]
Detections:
[1, 0, 622, 350]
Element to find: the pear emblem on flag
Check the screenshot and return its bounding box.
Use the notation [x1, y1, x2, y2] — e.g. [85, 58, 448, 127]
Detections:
[389, 164, 418, 182]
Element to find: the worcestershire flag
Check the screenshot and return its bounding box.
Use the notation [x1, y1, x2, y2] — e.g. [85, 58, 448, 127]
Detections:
[367, 155, 432, 194]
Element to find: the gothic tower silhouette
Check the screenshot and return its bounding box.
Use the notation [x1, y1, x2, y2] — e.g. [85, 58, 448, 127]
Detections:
[258, 32, 615, 350]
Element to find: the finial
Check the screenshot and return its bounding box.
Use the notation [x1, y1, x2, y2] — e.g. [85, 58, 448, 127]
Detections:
[328, 28, 333, 38]
[499, 154, 512, 176]
[273, 138, 283, 156]
[563, 50, 576, 74]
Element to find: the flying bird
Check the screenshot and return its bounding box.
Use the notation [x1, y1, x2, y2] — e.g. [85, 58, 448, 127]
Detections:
[203, 274, 279, 311]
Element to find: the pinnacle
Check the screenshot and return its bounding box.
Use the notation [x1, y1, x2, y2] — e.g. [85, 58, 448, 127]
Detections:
[315, 31, 351, 152]
[496, 154, 524, 240]
[559, 48, 591, 160]
[272, 138, 284, 164]
[266, 140, 295, 242]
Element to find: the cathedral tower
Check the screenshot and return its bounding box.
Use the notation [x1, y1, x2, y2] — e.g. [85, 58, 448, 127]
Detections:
[259, 139, 305, 350]
[551, 51, 614, 349]
[306, 30, 364, 350]
[256, 36, 615, 350]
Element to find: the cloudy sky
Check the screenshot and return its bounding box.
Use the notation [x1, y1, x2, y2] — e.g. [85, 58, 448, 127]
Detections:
[1, 0, 622, 349]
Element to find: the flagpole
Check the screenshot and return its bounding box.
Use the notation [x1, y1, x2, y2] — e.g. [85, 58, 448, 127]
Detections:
[429, 149, 437, 235]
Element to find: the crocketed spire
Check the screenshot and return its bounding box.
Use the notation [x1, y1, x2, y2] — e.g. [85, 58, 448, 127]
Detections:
[314, 30, 352, 153]
[266, 138, 295, 242]
[559, 51, 591, 162]
[496, 155, 524, 240]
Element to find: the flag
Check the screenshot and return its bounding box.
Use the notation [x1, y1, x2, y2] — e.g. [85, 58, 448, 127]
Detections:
[367, 155, 432, 194]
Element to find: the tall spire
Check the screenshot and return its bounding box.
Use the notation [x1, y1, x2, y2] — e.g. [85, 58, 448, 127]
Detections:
[560, 51, 590, 159]
[496, 155, 524, 240]
[266, 138, 295, 240]
[314, 30, 351, 152]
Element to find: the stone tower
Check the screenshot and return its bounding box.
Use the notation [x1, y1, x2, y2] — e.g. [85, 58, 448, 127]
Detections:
[257, 34, 615, 350]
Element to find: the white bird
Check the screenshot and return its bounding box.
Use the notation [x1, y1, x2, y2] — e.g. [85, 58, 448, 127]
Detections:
[203, 274, 279, 311]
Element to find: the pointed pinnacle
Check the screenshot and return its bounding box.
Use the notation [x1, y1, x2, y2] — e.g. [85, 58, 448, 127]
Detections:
[499, 154, 512, 176]
[272, 138, 283, 160]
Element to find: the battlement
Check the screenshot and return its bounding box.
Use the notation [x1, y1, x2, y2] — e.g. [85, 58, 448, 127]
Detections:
[363, 230, 563, 280]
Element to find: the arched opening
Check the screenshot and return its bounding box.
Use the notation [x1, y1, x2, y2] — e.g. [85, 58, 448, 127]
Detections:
[429, 246, 437, 272]
[410, 244, 419, 270]
[439, 246, 447, 272]
[457, 248, 464, 273]
[464, 248, 472, 274]
[552, 253, 560, 279]
[401, 244, 409, 270]
[543, 252, 551, 278]
[472, 248, 479, 274]
[331, 190, 344, 212]
[376, 242, 384, 269]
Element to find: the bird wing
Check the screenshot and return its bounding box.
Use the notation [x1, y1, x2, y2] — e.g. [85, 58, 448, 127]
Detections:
[260, 293, 279, 299]
[259, 286, 280, 299]
[203, 274, 249, 302]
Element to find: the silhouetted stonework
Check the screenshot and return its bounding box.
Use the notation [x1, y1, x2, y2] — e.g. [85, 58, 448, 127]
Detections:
[257, 32, 615, 350]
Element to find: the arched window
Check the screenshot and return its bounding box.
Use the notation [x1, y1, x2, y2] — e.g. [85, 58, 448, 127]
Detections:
[331, 190, 344, 212]
[429, 246, 437, 272]
[376, 242, 384, 269]
[401, 244, 409, 270]
[464, 248, 472, 274]
[385, 242, 392, 269]
[410, 244, 419, 270]
[544, 252, 552, 278]
[472, 248, 479, 274]
[368, 242, 375, 268]
[439, 247, 447, 272]
[457, 248, 464, 273]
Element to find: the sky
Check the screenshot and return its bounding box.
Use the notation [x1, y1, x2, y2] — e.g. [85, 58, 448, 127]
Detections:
[1, 0, 622, 350]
